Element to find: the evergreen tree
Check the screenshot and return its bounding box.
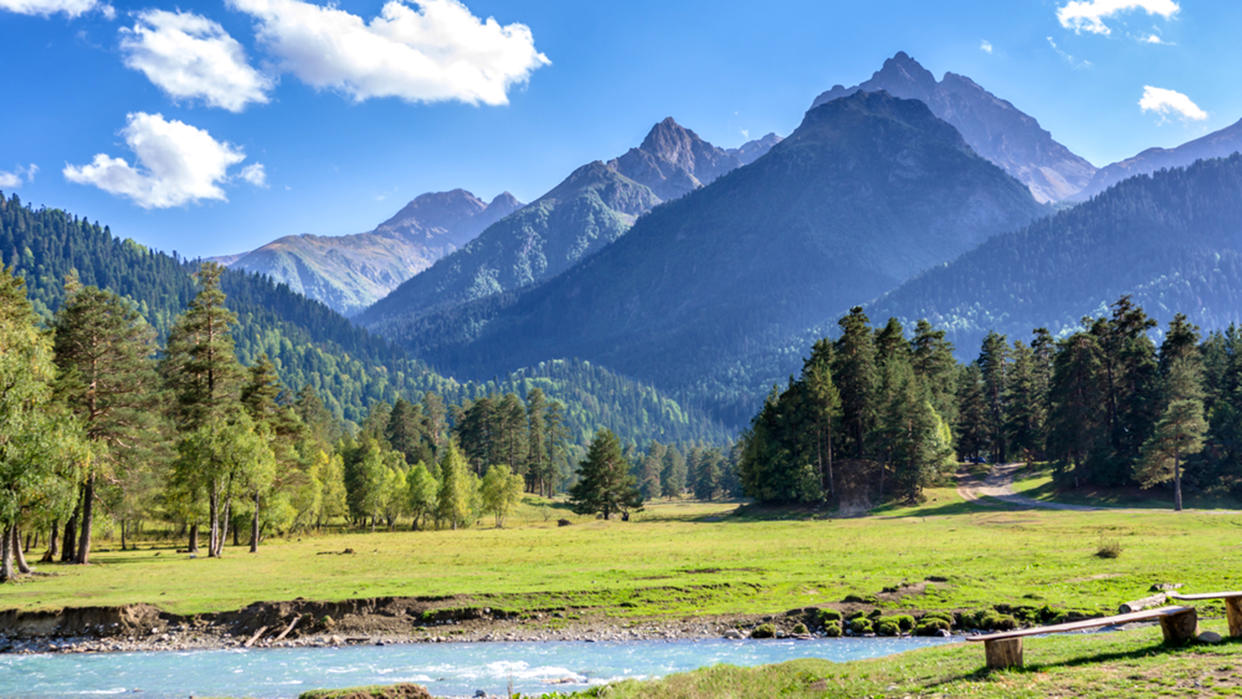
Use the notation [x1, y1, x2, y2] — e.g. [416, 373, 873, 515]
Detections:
[802, 339, 841, 500]
[1137, 354, 1207, 510]
[977, 332, 1009, 462]
[569, 430, 642, 520]
[52, 279, 158, 564]
[524, 388, 550, 494]
[1047, 332, 1109, 487]
[834, 307, 878, 459]
[660, 445, 687, 498]
[1004, 340, 1045, 461]
[161, 263, 245, 557]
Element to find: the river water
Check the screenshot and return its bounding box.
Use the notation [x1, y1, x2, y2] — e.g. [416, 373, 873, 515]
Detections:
[0, 637, 959, 698]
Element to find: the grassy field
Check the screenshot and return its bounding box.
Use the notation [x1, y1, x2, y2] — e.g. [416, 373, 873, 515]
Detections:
[4, 485, 1242, 626]
[553, 624, 1242, 698]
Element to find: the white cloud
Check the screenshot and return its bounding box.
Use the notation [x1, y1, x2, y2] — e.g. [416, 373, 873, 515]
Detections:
[228, 0, 549, 106]
[979, 39, 993, 54]
[0, 0, 109, 18]
[1139, 85, 1207, 122]
[63, 112, 263, 208]
[238, 162, 267, 187]
[120, 10, 273, 112]
[1047, 36, 1092, 69]
[0, 164, 38, 189]
[1142, 33, 1173, 44]
[1057, 0, 1179, 36]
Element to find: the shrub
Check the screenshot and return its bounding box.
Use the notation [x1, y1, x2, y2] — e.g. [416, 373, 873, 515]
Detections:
[750, 623, 776, 639]
[846, 610, 869, 621]
[842, 593, 879, 605]
[875, 618, 900, 636]
[822, 620, 843, 637]
[867, 608, 883, 620]
[848, 617, 873, 634]
[1096, 539, 1122, 558]
[814, 608, 842, 625]
[914, 618, 951, 636]
[791, 622, 809, 635]
[889, 614, 916, 633]
[920, 611, 953, 626]
[979, 611, 1018, 631]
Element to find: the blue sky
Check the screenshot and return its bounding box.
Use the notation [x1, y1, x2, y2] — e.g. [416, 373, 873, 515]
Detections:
[1, 0, 1239, 258]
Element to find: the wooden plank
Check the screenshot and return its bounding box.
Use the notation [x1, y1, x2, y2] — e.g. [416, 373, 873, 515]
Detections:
[965, 606, 1195, 642]
[1168, 591, 1242, 601]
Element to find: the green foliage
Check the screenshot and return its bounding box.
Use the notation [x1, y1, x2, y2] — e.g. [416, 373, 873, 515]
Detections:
[569, 430, 643, 520]
[480, 464, 524, 527]
[848, 617, 873, 634]
[749, 623, 776, 639]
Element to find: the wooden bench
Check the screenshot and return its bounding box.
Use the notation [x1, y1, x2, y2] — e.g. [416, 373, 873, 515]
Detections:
[1168, 591, 1242, 637]
[966, 605, 1198, 669]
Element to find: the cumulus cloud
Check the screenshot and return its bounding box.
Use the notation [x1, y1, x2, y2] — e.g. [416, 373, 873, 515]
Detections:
[0, 0, 111, 18]
[227, 0, 549, 105]
[979, 39, 993, 54]
[1139, 86, 1207, 122]
[0, 164, 38, 189]
[1057, 0, 1179, 35]
[120, 9, 272, 112]
[63, 112, 263, 208]
[238, 162, 267, 187]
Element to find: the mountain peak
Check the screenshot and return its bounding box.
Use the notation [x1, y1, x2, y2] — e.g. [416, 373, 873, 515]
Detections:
[639, 117, 700, 159]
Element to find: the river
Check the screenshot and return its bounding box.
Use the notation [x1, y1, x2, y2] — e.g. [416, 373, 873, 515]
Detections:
[0, 636, 960, 697]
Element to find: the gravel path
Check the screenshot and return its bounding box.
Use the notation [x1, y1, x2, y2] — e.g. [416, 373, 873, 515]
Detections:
[956, 463, 1101, 511]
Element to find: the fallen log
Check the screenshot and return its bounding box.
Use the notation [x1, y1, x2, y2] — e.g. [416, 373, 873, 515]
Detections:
[271, 614, 302, 643]
[1119, 593, 1167, 614]
[243, 625, 268, 648]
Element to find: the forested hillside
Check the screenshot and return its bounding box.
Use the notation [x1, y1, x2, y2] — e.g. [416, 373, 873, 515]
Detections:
[0, 194, 729, 446]
[385, 91, 1046, 426]
[872, 154, 1242, 354]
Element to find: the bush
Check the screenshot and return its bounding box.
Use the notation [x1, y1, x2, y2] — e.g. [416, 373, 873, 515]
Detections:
[822, 620, 843, 637]
[889, 614, 916, 633]
[874, 618, 900, 636]
[814, 608, 842, 625]
[848, 617, 873, 634]
[791, 622, 809, 635]
[846, 610, 869, 621]
[750, 623, 776, 639]
[914, 618, 951, 636]
[867, 608, 883, 619]
[842, 593, 879, 605]
[1096, 539, 1122, 558]
[975, 611, 1018, 631]
[920, 611, 953, 626]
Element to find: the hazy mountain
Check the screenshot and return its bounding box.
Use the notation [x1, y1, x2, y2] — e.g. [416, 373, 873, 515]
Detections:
[872, 154, 1242, 354]
[1073, 118, 1242, 201]
[390, 92, 1046, 423]
[728, 132, 783, 165]
[223, 190, 521, 316]
[360, 118, 756, 332]
[812, 52, 1097, 203]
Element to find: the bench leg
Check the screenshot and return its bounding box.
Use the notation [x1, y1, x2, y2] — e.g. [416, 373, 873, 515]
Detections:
[1159, 608, 1199, 644]
[1226, 597, 1242, 637]
[984, 638, 1023, 669]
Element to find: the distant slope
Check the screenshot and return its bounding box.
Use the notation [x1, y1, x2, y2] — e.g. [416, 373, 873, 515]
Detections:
[872, 154, 1242, 353]
[223, 190, 521, 316]
[0, 193, 731, 446]
[1073, 118, 1242, 201]
[396, 92, 1046, 423]
[359, 118, 777, 332]
[812, 52, 1096, 203]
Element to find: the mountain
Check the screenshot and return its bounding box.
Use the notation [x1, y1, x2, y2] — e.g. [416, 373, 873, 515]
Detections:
[359, 118, 767, 333]
[0, 193, 730, 447]
[871, 154, 1242, 354]
[728, 132, 783, 165]
[222, 190, 521, 316]
[1073, 118, 1242, 201]
[387, 91, 1047, 424]
[812, 52, 1097, 203]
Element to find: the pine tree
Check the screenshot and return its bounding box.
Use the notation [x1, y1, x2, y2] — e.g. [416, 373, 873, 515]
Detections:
[1137, 332, 1208, 510]
[52, 279, 158, 564]
[569, 430, 642, 520]
[1004, 340, 1045, 461]
[1047, 332, 1108, 487]
[834, 307, 878, 460]
[802, 339, 841, 500]
[977, 332, 1009, 463]
[161, 263, 244, 557]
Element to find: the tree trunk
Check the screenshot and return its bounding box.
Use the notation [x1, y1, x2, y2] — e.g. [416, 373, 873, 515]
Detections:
[76, 471, 95, 564]
[1174, 451, 1183, 512]
[233, 521, 240, 547]
[61, 493, 81, 563]
[249, 493, 259, 553]
[120, 520, 126, 551]
[826, 433, 835, 503]
[12, 526, 31, 574]
[41, 520, 59, 563]
[0, 526, 12, 582]
[188, 523, 199, 554]
[208, 487, 220, 558]
[218, 500, 231, 557]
